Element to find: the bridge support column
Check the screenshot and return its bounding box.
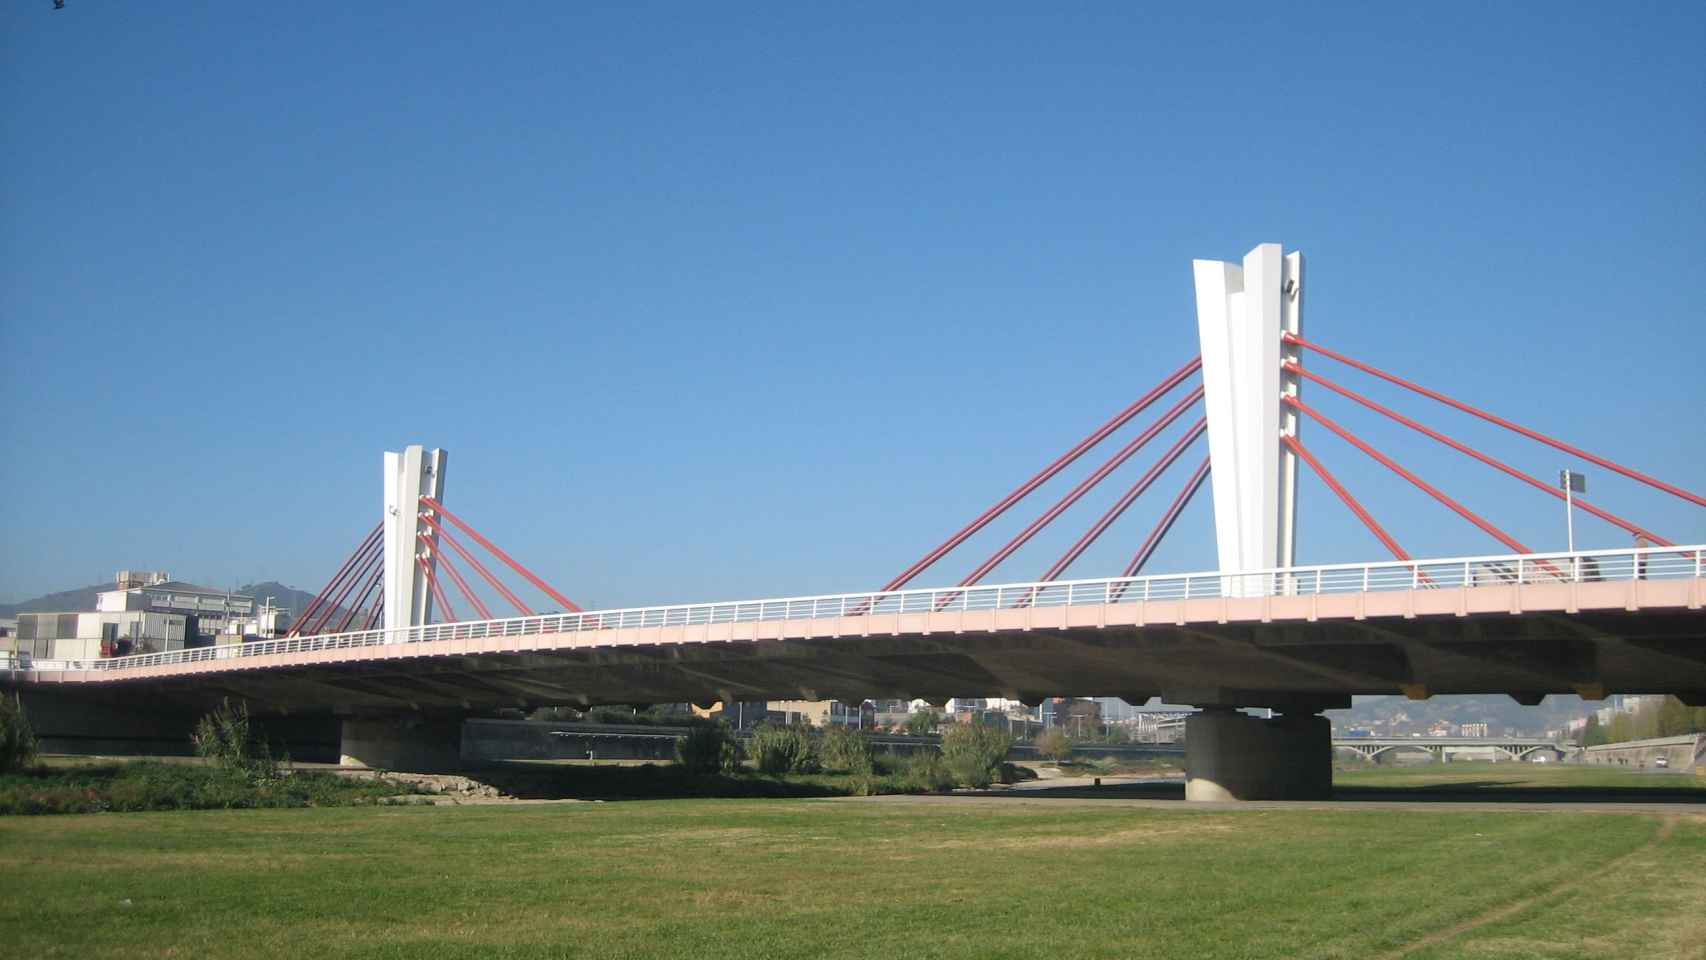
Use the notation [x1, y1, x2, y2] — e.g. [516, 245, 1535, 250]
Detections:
[339, 716, 465, 773]
[1185, 707, 1330, 801]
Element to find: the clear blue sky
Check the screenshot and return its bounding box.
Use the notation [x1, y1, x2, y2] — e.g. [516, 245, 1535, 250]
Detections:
[3, 3, 1702, 609]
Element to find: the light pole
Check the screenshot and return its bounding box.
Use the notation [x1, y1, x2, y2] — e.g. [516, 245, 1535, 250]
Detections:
[1560, 470, 1586, 560]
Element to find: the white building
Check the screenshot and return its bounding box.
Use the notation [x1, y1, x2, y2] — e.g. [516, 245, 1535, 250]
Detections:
[97, 577, 279, 640]
[11, 609, 188, 660]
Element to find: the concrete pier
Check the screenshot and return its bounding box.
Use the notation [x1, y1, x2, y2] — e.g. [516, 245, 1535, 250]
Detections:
[338, 716, 465, 772]
[1184, 707, 1331, 801]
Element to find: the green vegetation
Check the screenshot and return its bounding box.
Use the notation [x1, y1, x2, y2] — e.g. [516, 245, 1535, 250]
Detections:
[191, 698, 278, 779]
[673, 723, 741, 774]
[818, 724, 874, 773]
[1581, 695, 1706, 746]
[1034, 726, 1072, 761]
[903, 708, 938, 736]
[746, 721, 819, 774]
[939, 720, 1014, 788]
[0, 692, 38, 774]
[0, 761, 421, 815]
[2, 794, 1701, 958]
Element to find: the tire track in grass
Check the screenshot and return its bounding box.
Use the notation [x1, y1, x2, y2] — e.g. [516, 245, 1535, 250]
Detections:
[1376, 815, 1678, 960]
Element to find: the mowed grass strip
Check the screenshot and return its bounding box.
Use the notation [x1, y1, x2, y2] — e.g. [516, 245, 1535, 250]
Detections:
[0, 797, 1685, 960]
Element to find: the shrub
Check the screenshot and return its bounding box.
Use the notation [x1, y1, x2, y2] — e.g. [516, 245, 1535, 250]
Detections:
[191, 699, 277, 779]
[0, 693, 38, 774]
[819, 726, 873, 773]
[896, 752, 955, 792]
[903, 709, 938, 737]
[1035, 727, 1072, 762]
[675, 722, 740, 774]
[940, 721, 1014, 789]
[747, 722, 818, 775]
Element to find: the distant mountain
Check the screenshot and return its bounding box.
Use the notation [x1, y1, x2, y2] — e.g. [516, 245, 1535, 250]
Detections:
[1, 580, 327, 621]
[0, 583, 112, 619]
[1327, 694, 1596, 738]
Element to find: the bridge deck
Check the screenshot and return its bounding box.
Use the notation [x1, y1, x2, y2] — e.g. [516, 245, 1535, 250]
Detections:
[6, 547, 1703, 713]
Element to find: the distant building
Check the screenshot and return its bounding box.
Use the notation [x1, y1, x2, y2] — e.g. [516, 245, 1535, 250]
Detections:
[768, 699, 875, 728]
[97, 576, 287, 641]
[1459, 722, 1490, 738]
[12, 609, 188, 660]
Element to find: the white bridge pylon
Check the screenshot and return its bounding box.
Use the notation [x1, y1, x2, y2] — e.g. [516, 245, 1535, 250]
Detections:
[1194, 243, 1303, 589]
[383, 445, 447, 635]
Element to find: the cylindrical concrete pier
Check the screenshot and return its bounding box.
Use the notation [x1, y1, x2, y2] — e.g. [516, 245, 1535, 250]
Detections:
[1184, 708, 1331, 801]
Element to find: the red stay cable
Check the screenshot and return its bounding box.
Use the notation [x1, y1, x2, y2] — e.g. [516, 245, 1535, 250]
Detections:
[956, 385, 1205, 588]
[416, 513, 534, 616]
[1287, 362, 1673, 546]
[1284, 435, 1409, 561]
[1285, 396, 1531, 554]
[1285, 334, 1706, 509]
[1039, 418, 1207, 582]
[1122, 456, 1211, 579]
[289, 522, 382, 637]
[419, 557, 457, 623]
[334, 565, 385, 634]
[421, 534, 495, 621]
[418, 496, 580, 612]
[882, 355, 1203, 592]
[361, 580, 385, 631]
[303, 538, 385, 636]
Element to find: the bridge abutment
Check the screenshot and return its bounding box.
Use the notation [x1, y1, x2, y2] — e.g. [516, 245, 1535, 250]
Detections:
[1184, 707, 1331, 801]
[338, 716, 465, 773]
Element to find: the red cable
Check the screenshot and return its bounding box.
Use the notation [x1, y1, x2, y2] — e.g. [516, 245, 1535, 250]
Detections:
[422, 534, 495, 621]
[956, 385, 1205, 588]
[418, 496, 580, 612]
[1039, 418, 1207, 582]
[1288, 362, 1673, 546]
[1285, 396, 1531, 554]
[334, 565, 385, 634]
[419, 557, 456, 623]
[302, 538, 385, 636]
[881, 355, 1203, 592]
[1122, 456, 1210, 578]
[288, 522, 381, 637]
[362, 581, 384, 630]
[1284, 435, 1409, 561]
[416, 513, 535, 616]
[1285, 333, 1706, 509]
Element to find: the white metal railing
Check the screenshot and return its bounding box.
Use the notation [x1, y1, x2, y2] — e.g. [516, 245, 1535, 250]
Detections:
[5, 545, 1701, 676]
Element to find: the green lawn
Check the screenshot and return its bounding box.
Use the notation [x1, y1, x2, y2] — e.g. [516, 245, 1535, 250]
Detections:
[3, 791, 1703, 959]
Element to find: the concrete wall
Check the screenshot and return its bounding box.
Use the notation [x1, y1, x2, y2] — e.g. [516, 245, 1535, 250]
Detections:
[12, 686, 339, 762]
[1582, 734, 1705, 773]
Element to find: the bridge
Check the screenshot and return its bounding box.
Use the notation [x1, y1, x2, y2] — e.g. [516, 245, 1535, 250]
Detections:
[1334, 736, 1569, 763]
[6, 242, 1703, 801]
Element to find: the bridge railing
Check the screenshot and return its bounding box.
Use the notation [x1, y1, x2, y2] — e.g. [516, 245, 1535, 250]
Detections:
[7, 544, 1700, 675]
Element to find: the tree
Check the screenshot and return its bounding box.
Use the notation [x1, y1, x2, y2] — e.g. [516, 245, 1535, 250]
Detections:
[904, 709, 938, 737]
[0, 693, 38, 773]
[940, 721, 1014, 788]
[1035, 727, 1072, 762]
[1581, 713, 1609, 747]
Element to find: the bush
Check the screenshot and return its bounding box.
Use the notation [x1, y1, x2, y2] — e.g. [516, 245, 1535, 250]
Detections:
[896, 752, 955, 792]
[1035, 727, 1072, 762]
[191, 699, 277, 779]
[0, 693, 38, 774]
[818, 726, 873, 773]
[903, 710, 938, 736]
[747, 722, 818, 775]
[940, 721, 1014, 788]
[0, 761, 424, 815]
[675, 722, 740, 774]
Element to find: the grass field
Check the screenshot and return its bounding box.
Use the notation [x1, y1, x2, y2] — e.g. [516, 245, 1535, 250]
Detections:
[3, 765, 1704, 959]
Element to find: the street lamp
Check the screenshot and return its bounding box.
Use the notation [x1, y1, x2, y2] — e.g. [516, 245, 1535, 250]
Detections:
[1559, 470, 1586, 552]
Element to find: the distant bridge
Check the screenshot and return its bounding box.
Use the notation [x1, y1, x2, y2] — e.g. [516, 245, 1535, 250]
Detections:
[1335, 736, 1569, 763]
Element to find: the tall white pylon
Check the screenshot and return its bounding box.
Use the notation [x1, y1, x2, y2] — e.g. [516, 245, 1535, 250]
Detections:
[1193, 243, 1303, 584]
[383, 445, 448, 634]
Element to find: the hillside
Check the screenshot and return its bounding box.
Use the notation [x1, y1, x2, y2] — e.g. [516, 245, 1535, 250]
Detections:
[2, 580, 325, 620]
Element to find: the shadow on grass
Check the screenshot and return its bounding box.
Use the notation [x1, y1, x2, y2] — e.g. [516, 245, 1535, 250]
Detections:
[959, 776, 1706, 805]
[465, 762, 861, 801]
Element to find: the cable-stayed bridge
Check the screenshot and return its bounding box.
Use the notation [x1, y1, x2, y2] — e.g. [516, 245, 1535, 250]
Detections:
[7, 243, 1702, 799]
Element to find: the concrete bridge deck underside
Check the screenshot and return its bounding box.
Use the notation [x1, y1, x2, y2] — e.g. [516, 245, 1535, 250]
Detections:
[13, 579, 1704, 716]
